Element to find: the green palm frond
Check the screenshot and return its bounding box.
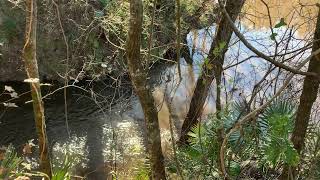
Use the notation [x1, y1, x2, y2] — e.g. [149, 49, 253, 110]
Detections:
[52, 154, 74, 180]
[187, 124, 207, 145]
[222, 100, 250, 147]
[0, 145, 22, 179]
[257, 99, 298, 166]
[258, 99, 296, 137]
[223, 100, 249, 131]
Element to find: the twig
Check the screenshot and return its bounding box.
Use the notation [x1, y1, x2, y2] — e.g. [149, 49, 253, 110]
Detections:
[165, 77, 184, 180]
[52, 0, 71, 138]
[176, 0, 182, 81]
[217, 0, 319, 78]
[219, 49, 318, 178]
[147, 0, 157, 65]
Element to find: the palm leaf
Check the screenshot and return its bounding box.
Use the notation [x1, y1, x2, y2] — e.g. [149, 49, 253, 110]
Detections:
[258, 99, 296, 137]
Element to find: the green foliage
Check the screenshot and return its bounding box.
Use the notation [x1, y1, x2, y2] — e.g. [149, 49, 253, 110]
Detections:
[0, 145, 22, 179]
[270, 18, 287, 41]
[201, 42, 227, 72]
[258, 100, 295, 136]
[174, 99, 300, 179]
[213, 42, 227, 56]
[221, 101, 252, 149]
[134, 165, 150, 180]
[274, 18, 287, 28]
[203, 58, 213, 70]
[270, 33, 278, 41]
[175, 102, 248, 179]
[229, 161, 241, 177]
[187, 121, 220, 158]
[258, 100, 299, 166]
[176, 121, 220, 179]
[0, 17, 17, 42]
[52, 154, 74, 180]
[100, 0, 110, 8]
[0, 145, 77, 179]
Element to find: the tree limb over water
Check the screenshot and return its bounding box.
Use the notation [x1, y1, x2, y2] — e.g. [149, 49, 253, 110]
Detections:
[218, 0, 320, 78]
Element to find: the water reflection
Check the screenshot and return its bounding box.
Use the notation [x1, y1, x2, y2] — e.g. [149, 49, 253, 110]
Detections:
[244, 0, 318, 36]
[0, 1, 318, 178]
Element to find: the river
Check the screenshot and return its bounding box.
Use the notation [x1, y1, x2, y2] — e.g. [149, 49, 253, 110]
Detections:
[0, 0, 318, 179]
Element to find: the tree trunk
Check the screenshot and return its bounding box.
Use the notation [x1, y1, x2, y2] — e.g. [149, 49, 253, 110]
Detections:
[280, 8, 320, 180]
[178, 0, 245, 145]
[22, 0, 52, 177]
[126, 0, 166, 179]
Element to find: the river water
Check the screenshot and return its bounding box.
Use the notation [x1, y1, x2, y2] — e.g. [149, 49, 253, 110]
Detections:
[0, 0, 318, 179]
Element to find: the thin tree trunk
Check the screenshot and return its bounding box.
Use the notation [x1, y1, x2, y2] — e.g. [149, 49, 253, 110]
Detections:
[22, 0, 52, 177]
[280, 7, 320, 180]
[178, 0, 245, 145]
[127, 0, 166, 179]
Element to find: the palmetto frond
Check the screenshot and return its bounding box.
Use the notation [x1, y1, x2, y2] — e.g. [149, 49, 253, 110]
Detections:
[257, 99, 298, 166]
[258, 99, 296, 137]
[0, 145, 22, 179]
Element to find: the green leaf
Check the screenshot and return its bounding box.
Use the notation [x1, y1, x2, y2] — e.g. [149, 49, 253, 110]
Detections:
[264, 142, 281, 166]
[270, 33, 278, 41]
[186, 147, 201, 159]
[259, 100, 298, 166]
[285, 145, 299, 166]
[229, 161, 241, 177]
[100, 0, 109, 7]
[213, 42, 227, 56]
[274, 18, 287, 28]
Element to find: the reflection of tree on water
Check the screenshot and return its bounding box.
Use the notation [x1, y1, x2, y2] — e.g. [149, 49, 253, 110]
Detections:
[245, 0, 318, 35]
[0, 0, 319, 178]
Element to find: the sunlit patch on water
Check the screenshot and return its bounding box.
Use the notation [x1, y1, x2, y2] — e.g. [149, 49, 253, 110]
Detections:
[1, 1, 319, 178]
[45, 106, 181, 177]
[52, 135, 87, 167]
[47, 114, 148, 178]
[113, 120, 145, 156]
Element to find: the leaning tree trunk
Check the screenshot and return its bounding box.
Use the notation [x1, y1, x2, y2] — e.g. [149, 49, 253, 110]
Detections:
[126, 0, 166, 179]
[22, 0, 52, 177]
[280, 7, 320, 180]
[178, 0, 245, 145]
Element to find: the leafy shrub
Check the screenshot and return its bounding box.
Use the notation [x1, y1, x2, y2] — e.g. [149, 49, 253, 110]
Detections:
[52, 154, 74, 180]
[0, 145, 22, 179]
[258, 101, 299, 166]
[173, 99, 300, 179]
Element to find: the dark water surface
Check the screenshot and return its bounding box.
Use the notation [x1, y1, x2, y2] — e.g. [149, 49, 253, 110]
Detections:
[0, 1, 318, 178]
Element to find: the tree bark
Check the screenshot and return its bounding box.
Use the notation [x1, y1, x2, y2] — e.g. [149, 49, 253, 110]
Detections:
[22, 0, 52, 178]
[280, 7, 320, 180]
[126, 0, 166, 179]
[178, 0, 245, 145]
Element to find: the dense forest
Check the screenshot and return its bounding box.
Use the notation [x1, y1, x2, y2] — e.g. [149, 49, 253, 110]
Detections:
[0, 0, 319, 179]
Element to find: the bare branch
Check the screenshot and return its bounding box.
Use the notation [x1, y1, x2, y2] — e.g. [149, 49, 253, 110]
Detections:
[219, 47, 320, 177]
[218, 0, 319, 78]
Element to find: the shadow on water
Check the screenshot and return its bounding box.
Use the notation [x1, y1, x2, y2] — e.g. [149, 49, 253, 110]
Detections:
[0, 1, 318, 178]
[0, 81, 135, 178]
[86, 118, 106, 179]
